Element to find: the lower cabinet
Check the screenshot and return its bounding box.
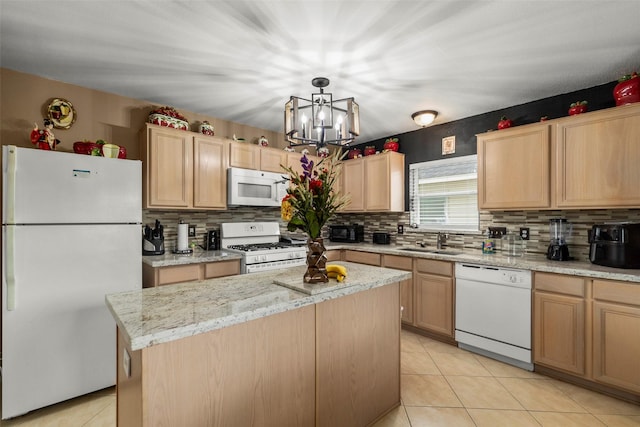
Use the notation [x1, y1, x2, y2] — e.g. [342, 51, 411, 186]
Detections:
[534, 273, 640, 399]
[344, 250, 381, 266]
[414, 259, 454, 338]
[142, 259, 241, 287]
[383, 255, 414, 324]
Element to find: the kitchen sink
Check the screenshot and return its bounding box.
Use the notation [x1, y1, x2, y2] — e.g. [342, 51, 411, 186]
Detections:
[399, 247, 463, 256]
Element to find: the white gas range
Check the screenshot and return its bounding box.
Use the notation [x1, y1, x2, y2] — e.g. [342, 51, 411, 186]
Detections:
[220, 222, 307, 274]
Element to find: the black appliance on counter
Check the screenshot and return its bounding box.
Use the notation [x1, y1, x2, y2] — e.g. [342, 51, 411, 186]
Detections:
[373, 232, 391, 245]
[142, 219, 165, 256]
[589, 223, 640, 269]
[329, 224, 364, 243]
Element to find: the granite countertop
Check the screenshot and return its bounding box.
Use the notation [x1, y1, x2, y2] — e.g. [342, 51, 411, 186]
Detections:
[142, 249, 243, 267]
[106, 262, 411, 351]
[326, 243, 640, 284]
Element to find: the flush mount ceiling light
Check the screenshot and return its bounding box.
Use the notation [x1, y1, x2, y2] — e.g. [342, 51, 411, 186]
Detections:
[412, 110, 438, 127]
[284, 77, 359, 148]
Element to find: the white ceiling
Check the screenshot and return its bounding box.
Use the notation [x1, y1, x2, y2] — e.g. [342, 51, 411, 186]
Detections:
[1, 0, 639, 143]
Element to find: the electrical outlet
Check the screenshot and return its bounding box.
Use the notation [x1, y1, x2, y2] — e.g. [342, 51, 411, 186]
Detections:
[397, 224, 404, 234]
[188, 224, 196, 237]
[519, 227, 530, 240]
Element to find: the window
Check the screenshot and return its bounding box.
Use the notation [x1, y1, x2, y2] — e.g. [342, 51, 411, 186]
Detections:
[409, 155, 479, 232]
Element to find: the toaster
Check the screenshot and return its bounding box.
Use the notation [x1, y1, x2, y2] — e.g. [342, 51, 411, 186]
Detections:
[372, 232, 391, 245]
[589, 223, 640, 269]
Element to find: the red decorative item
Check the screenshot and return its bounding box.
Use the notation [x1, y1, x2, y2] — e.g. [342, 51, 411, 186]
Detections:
[363, 146, 376, 156]
[614, 72, 640, 106]
[118, 146, 127, 159]
[73, 141, 100, 155]
[347, 148, 362, 159]
[498, 116, 512, 130]
[383, 138, 399, 152]
[568, 101, 588, 115]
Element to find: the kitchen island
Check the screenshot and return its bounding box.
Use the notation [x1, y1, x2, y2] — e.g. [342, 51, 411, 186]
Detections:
[106, 262, 411, 427]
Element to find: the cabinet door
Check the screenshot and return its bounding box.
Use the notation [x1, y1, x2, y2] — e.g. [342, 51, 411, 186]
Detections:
[414, 272, 453, 337]
[365, 152, 404, 212]
[533, 291, 586, 375]
[229, 142, 260, 170]
[341, 157, 365, 211]
[193, 136, 227, 209]
[383, 255, 413, 324]
[477, 124, 551, 210]
[555, 104, 640, 208]
[260, 147, 287, 173]
[204, 260, 240, 279]
[344, 250, 380, 266]
[145, 127, 193, 208]
[286, 152, 321, 175]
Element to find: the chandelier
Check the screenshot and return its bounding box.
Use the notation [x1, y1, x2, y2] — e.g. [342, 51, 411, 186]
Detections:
[284, 77, 359, 148]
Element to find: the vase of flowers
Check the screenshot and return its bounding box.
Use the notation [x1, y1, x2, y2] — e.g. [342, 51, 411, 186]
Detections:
[281, 150, 348, 283]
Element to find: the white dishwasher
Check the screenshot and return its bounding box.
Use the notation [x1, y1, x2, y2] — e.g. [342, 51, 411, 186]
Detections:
[455, 262, 533, 371]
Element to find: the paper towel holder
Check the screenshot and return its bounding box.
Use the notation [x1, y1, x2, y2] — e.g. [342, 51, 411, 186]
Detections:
[173, 219, 194, 255]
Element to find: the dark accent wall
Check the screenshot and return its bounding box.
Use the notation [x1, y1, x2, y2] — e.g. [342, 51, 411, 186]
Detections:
[358, 80, 619, 211]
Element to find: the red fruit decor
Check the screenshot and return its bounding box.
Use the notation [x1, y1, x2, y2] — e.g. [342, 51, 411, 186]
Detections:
[148, 106, 190, 131]
[568, 101, 588, 116]
[614, 72, 640, 106]
[73, 140, 100, 155]
[347, 148, 362, 159]
[383, 138, 399, 152]
[497, 116, 512, 129]
[363, 146, 376, 156]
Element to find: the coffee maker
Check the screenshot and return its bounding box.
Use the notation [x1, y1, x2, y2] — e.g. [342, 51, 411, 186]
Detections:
[547, 218, 572, 261]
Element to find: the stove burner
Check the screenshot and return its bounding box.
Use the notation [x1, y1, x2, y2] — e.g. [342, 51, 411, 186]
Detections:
[227, 243, 292, 252]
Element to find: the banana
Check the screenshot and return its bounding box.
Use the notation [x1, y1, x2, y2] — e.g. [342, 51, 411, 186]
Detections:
[327, 271, 346, 282]
[326, 264, 347, 276]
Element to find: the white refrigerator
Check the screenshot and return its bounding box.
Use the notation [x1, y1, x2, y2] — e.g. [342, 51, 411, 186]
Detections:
[2, 145, 142, 419]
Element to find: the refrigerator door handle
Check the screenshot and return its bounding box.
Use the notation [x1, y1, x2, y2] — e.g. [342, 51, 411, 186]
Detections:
[5, 145, 17, 224]
[5, 225, 16, 310]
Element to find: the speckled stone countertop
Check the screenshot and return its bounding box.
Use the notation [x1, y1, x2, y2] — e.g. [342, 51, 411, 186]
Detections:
[106, 262, 411, 351]
[141, 249, 242, 267]
[326, 243, 640, 284]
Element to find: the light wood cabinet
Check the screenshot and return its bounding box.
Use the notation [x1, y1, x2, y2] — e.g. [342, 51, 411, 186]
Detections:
[325, 249, 343, 262]
[229, 141, 260, 169]
[142, 259, 241, 288]
[259, 147, 287, 173]
[383, 255, 414, 324]
[592, 279, 640, 394]
[555, 103, 640, 208]
[477, 123, 551, 210]
[533, 273, 587, 376]
[341, 151, 405, 212]
[533, 273, 640, 400]
[344, 250, 381, 266]
[414, 259, 454, 338]
[141, 124, 228, 210]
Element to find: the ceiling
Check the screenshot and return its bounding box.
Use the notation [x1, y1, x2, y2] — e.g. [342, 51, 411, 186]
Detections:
[1, 1, 639, 143]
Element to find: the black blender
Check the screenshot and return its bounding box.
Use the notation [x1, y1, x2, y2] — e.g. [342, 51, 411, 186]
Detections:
[547, 218, 572, 261]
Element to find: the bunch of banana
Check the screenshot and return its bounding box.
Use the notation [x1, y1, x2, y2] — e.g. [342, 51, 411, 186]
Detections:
[326, 264, 347, 282]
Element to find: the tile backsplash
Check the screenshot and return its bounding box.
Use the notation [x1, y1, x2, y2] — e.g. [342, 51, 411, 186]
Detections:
[143, 207, 640, 262]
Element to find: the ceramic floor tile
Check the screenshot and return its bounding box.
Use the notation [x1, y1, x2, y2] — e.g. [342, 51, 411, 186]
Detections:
[531, 411, 608, 426]
[498, 377, 587, 412]
[430, 351, 493, 376]
[473, 353, 542, 378]
[401, 351, 441, 375]
[371, 405, 412, 427]
[595, 414, 640, 426]
[401, 331, 428, 353]
[446, 375, 524, 410]
[466, 408, 541, 427]
[418, 336, 467, 355]
[404, 406, 476, 427]
[401, 374, 462, 407]
[83, 401, 116, 427]
[550, 380, 640, 416]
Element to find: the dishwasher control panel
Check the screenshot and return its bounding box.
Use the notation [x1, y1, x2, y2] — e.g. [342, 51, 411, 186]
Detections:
[455, 263, 532, 288]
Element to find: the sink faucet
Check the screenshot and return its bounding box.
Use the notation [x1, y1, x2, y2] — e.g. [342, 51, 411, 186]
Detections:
[436, 232, 448, 250]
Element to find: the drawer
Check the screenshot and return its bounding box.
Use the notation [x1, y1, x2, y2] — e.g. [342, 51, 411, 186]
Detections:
[593, 279, 640, 306]
[382, 255, 413, 271]
[534, 272, 586, 297]
[344, 250, 381, 266]
[416, 258, 452, 276]
[157, 264, 201, 286]
[204, 260, 241, 279]
[325, 250, 343, 262]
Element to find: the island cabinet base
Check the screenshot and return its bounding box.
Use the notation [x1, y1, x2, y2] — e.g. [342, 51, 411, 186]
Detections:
[117, 282, 401, 427]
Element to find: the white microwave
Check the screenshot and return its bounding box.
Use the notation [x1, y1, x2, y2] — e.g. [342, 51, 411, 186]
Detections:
[227, 167, 288, 207]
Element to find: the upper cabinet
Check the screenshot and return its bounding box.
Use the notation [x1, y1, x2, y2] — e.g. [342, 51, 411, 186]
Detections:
[477, 123, 551, 210]
[555, 104, 640, 208]
[341, 151, 404, 213]
[477, 103, 640, 211]
[229, 142, 291, 174]
[141, 124, 228, 210]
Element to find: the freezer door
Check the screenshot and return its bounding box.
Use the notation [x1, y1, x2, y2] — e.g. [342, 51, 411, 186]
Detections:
[2, 224, 141, 419]
[3, 145, 141, 224]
